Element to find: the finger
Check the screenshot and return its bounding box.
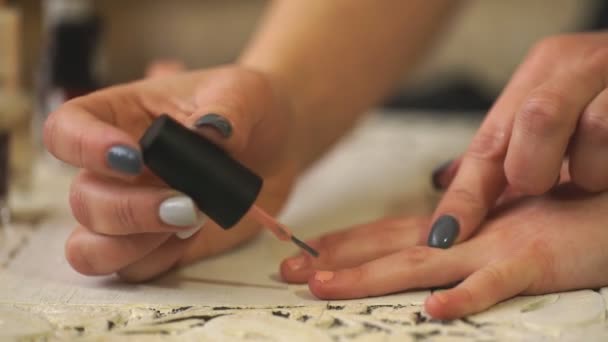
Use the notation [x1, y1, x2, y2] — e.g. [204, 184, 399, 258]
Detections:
[496, 160, 571, 206]
[431, 158, 461, 191]
[65, 226, 171, 276]
[425, 255, 538, 319]
[44, 101, 145, 179]
[423, 45, 561, 248]
[432, 157, 529, 205]
[569, 88, 608, 191]
[70, 171, 206, 235]
[44, 81, 196, 179]
[505, 69, 605, 194]
[117, 236, 185, 282]
[308, 245, 476, 300]
[280, 217, 428, 284]
[187, 69, 262, 149]
[178, 215, 264, 264]
[185, 68, 288, 172]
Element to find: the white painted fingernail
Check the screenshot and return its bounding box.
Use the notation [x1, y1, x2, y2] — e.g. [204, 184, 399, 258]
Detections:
[176, 226, 203, 240]
[159, 195, 200, 227]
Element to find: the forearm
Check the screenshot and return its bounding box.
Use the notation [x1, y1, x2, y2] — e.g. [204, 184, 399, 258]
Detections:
[240, 0, 460, 169]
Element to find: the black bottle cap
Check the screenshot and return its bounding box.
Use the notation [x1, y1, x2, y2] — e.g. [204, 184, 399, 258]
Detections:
[139, 114, 263, 229]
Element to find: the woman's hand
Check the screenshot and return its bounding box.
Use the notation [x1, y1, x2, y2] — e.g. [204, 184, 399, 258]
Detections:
[280, 184, 608, 319]
[425, 32, 608, 248]
[44, 66, 299, 281]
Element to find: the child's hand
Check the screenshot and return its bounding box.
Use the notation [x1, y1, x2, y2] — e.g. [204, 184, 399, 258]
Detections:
[281, 185, 608, 319]
[44, 66, 299, 281]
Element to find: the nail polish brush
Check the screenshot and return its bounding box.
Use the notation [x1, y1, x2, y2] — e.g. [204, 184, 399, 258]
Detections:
[139, 114, 319, 258]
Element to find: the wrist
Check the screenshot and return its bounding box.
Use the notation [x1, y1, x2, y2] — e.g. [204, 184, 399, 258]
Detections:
[236, 58, 313, 174]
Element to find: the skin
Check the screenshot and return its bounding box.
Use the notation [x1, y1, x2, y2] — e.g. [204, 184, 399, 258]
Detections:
[240, 0, 461, 167]
[428, 32, 608, 246]
[281, 183, 608, 319]
[43, 1, 608, 318]
[46, 67, 299, 281]
[45, 1, 458, 281]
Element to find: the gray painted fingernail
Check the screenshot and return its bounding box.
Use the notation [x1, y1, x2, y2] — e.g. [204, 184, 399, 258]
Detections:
[431, 159, 453, 190]
[159, 195, 203, 227]
[194, 113, 232, 138]
[107, 145, 143, 175]
[428, 215, 459, 249]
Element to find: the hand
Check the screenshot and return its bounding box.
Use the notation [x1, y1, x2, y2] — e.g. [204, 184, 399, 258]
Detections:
[425, 32, 608, 248]
[44, 66, 299, 281]
[280, 184, 608, 319]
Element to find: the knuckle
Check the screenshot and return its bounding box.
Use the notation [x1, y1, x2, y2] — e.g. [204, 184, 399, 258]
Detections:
[113, 196, 140, 233]
[518, 90, 565, 136]
[399, 246, 434, 265]
[524, 240, 557, 292]
[467, 129, 509, 162]
[586, 47, 608, 72]
[478, 265, 505, 289]
[351, 265, 367, 283]
[504, 165, 548, 195]
[445, 187, 487, 214]
[351, 266, 373, 297]
[69, 181, 91, 228]
[528, 35, 576, 61]
[458, 286, 476, 307]
[74, 129, 88, 168]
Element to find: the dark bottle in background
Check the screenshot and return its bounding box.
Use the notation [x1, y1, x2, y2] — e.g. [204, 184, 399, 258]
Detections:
[36, 0, 102, 120]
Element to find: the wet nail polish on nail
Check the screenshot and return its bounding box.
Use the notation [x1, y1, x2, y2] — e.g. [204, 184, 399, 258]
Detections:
[194, 113, 233, 138]
[107, 145, 142, 175]
[315, 271, 335, 283]
[286, 255, 309, 271]
[432, 291, 449, 305]
[428, 215, 459, 249]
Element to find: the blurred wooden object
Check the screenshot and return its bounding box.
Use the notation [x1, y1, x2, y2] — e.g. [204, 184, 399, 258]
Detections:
[0, 4, 21, 92]
[0, 4, 33, 193]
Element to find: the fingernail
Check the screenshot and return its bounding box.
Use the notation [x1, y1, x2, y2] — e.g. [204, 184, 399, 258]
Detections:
[431, 159, 453, 190]
[314, 271, 335, 283]
[428, 215, 459, 249]
[553, 174, 561, 188]
[159, 195, 203, 227]
[176, 226, 202, 240]
[107, 145, 143, 175]
[432, 291, 449, 305]
[194, 113, 232, 138]
[286, 255, 309, 271]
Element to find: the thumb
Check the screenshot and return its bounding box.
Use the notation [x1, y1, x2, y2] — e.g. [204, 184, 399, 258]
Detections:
[182, 68, 286, 172]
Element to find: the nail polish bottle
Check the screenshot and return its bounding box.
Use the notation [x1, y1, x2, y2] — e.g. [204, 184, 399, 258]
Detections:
[140, 115, 319, 257]
[140, 115, 262, 229]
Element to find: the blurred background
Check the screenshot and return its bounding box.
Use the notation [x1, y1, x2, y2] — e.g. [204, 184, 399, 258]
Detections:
[0, 0, 607, 223]
[8, 0, 607, 107]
